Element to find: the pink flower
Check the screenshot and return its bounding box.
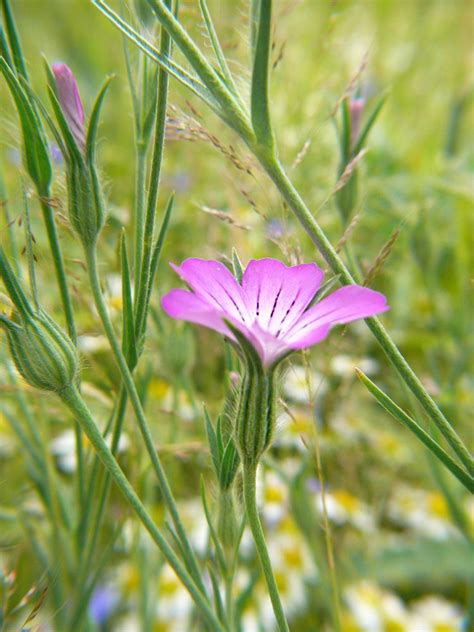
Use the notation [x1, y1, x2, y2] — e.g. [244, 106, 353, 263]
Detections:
[52, 63, 85, 153]
[162, 258, 389, 367]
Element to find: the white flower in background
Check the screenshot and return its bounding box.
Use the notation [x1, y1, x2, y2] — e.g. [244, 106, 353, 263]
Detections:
[387, 487, 458, 539]
[148, 378, 196, 422]
[162, 388, 196, 422]
[50, 429, 129, 474]
[115, 615, 140, 632]
[106, 273, 124, 312]
[408, 595, 464, 631]
[330, 354, 379, 378]
[282, 364, 327, 404]
[154, 564, 193, 631]
[266, 516, 317, 619]
[259, 468, 289, 527]
[344, 581, 409, 632]
[78, 334, 108, 353]
[179, 498, 209, 556]
[314, 489, 375, 532]
[273, 409, 316, 451]
[234, 570, 274, 632]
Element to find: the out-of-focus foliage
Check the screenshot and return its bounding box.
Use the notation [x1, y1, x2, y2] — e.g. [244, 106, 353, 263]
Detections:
[0, 1, 472, 630]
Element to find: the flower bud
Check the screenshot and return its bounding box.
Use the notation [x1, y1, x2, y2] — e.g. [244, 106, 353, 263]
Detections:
[349, 96, 365, 151]
[52, 63, 86, 154]
[66, 160, 105, 248]
[1, 311, 78, 392]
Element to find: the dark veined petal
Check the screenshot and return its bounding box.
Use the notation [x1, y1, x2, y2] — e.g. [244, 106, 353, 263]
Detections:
[285, 285, 389, 348]
[241, 259, 324, 334]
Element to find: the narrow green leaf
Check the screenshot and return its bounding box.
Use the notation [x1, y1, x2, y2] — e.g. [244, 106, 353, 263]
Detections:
[352, 94, 386, 156]
[120, 231, 137, 368]
[231, 248, 244, 283]
[200, 477, 227, 574]
[340, 97, 351, 163]
[92, 0, 218, 109]
[208, 566, 225, 623]
[356, 369, 474, 492]
[219, 437, 240, 490]
[249, 0, 260, 57]
[0, 25, 14, 69]
[22, 181, 39, 310]
[198, 0, 240, 99]
[139, 193, 174, 340]
[216, 415, 225, 460]
[250, 0, 274, 149]
[20, 76, 67, 159]
[0, 246, 34, 317]
[86, 75, 114, 166]
[1, 0, 28, 79]
[204, 405, 221, 477]
[0, 58, 51, 193]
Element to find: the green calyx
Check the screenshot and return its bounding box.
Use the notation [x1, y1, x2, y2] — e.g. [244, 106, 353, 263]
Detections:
[225, 321, 278, 467]
[0, 310, 78, 393]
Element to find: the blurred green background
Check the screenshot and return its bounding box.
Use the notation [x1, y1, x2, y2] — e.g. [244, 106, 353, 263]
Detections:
[1, 1, 473, 630]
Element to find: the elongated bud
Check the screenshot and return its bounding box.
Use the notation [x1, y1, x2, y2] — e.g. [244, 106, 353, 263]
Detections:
[48, 63, 108, 247]
[1, 311, 78, 392]
[349, 96, 365, 151]
[52, 63, 86, 154]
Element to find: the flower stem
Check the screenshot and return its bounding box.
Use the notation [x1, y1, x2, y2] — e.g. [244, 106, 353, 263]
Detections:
[242, 460, 289, 632]
[258, 154, 474, 477]
[59, 383, 223, 632]
[84, 245, 207, 596]
[39, 198, 76, 341]
[133, 142, 148, 281]
[39, 197, 85, 514]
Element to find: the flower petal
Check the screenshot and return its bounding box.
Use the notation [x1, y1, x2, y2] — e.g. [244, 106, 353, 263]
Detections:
[286, 285, 389, 347]
[170, 259, 250, 325]
[161, 289, 230, 337]
[242, 259, 324, 334]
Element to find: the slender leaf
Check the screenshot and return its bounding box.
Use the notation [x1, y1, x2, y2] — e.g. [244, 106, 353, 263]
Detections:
[86, 75, 114, 165]
[250, 0, 274, 149]
[219, 437, 240, 491]
[1, 0, 28, 79]
[352, 94, 386, 156]
[120, 231, 137, 368]
[204, 405, 221, 477]
[356, 369, 474, 492]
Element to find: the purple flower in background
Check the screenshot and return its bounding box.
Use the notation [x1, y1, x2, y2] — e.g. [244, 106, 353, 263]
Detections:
[89, 585, 119, 626]
[162, 258, 389, 367]
[52, 63, 86, 153]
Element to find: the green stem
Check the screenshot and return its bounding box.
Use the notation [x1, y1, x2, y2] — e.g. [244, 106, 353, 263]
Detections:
[258, 154, 474, 477]
[133, 143, 148, 283]
[59, 383, 223, 632]
[39, 197, 85, 515]
[84, 246, 207, 596]
[39, 199, 76, 342]
[242, 461, 289, 632]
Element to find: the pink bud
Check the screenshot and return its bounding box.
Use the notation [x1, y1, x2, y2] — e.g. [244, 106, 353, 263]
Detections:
[52, 63, 86, 153]
[349, 97, 365, 150]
